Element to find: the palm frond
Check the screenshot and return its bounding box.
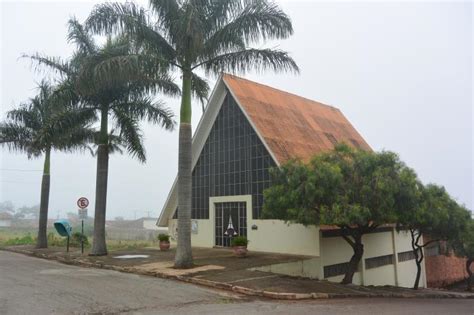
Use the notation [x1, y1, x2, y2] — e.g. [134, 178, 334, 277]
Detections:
[111, 97, 175, 131]
[89, 130, 125, 157]
[7, 106, 42, 131]
[23, 53, 73, 77]
[112, 108, 146, 162]
[191, 73, 210, 110]
[201, 48, 299, 75]
[40, 108, 97, 148]
[86, 2, 176, 60]
[88, 54, 174, 91]
[0, 122, 36, 155]
[148, 0, 179, 35]
[67, 17, 97, 54]
[53, 126, 96, 155]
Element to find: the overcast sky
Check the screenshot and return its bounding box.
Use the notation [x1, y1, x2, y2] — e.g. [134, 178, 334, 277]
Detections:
[1, 1, 472, 220]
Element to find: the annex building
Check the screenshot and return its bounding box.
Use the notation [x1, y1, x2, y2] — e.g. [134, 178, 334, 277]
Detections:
[157, 74, 426, 287]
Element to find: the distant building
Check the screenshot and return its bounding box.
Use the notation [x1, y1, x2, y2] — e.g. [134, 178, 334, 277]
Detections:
[0, 212, 13, 227]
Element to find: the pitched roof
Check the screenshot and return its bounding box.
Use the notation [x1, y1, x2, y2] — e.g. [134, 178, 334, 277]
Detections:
[157, 74, 371, 226]
[223, 74, 371, 163]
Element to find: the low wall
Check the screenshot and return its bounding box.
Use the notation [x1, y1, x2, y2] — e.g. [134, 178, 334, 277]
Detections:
[425, 255, 471, 287]
[248, 220, 319, 256]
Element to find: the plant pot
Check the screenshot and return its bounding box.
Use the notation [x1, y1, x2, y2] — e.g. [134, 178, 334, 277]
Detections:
[159, 241, 170, 251]
[233, 245, 248, 257]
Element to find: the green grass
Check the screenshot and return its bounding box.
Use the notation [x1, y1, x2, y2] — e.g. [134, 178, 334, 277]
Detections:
[0, 227, 157, 251]
[0, 227, 37, 247]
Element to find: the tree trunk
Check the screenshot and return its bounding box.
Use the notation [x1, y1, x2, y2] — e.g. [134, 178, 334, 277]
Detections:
[466, 258, 473, 292]
[91, 109, 109, 256]
[410, 229, 424, 290]
[36, 148, 51, 249]
[175, 71, 193, 268]
[413, 257, 423, 289]
[341, 234, 364, 284]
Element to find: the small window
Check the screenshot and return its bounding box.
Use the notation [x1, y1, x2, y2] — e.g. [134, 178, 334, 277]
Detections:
[365, 254, 394, 269]
[397, 250, 416, 262]
[323, 262, 350, 278]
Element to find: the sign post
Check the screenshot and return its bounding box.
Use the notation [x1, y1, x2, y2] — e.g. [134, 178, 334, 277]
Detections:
[77, 197, 89, 254]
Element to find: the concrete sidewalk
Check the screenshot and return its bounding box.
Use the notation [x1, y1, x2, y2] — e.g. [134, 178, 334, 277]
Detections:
[3, 245, 473, 300]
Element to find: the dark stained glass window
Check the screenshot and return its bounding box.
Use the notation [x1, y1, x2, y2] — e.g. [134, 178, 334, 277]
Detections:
[175, 92, 276, 220]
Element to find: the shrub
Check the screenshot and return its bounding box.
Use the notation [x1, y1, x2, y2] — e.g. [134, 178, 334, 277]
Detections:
[158, 234, 170, 242]
[70, 232, 89, 247]
[231, 236, 248, 247]
[4, 234, 35, 246]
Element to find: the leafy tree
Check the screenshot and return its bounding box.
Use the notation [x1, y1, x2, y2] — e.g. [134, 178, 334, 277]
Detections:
[0, 81, 94, 248]
[86, 0, 299, 267]
[263, 144, 416, 284]
[12, 204, 40, 220]
[397, 184, 471, 289]
[28, 18, 178, 255]
[451, 215, 474, 291]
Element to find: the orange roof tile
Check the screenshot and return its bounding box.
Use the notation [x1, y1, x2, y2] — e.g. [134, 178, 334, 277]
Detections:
[223, 74, 371, 163]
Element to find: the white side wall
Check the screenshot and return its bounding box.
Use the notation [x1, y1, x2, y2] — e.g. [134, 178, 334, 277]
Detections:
[363, 231, 396, 286]
[394, 230, 426, 288]
[320, 234, 363, 285]
[320, 228, 425, 288]
[248, 220, 319, 256]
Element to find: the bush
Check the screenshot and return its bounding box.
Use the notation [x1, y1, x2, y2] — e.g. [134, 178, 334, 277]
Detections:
[158, 234, 170, 242]
[231, 236, 248, 247]
[70, 232, 89, 247]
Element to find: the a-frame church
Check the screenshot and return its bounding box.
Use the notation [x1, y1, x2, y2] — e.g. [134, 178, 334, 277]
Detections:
[157, 74, 425, 287]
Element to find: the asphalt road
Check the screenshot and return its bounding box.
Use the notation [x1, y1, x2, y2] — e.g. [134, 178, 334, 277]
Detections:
[0, 251, 472, 315]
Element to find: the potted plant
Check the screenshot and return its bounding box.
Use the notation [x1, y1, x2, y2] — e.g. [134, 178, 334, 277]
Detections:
[231, 236, 249, 257]
[158, 234, 170, 251]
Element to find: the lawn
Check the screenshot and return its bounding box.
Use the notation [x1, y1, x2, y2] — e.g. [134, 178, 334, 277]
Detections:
[0, 227, 157, 251]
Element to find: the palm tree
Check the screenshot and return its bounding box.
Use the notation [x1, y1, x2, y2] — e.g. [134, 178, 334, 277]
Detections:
[0, 80, 96, 248]
[28, 18, 179, 255]
[86, 0, 299, 267]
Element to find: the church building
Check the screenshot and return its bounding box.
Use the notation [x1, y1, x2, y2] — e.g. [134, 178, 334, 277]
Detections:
[157, 74, 426, 288]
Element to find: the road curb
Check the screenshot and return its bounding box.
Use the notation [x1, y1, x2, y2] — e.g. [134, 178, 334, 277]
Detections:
[2, 247, 473, 300]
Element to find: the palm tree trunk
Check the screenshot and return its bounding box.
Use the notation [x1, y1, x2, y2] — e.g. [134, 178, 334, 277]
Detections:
[36, 148, 51, 248]
[175, 71, 193, 268]
[91, 108, 109, 256]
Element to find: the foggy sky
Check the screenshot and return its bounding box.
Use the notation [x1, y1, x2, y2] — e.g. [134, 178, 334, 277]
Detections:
[1, 1, 472, 220]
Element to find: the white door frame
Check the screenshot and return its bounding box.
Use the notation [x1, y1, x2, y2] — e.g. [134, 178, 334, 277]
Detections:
[209, 195, 252, 247]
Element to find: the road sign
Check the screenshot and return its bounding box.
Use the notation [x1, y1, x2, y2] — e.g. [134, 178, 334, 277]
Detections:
[77, 197, 89, 209]
[78, 208, 88, 220]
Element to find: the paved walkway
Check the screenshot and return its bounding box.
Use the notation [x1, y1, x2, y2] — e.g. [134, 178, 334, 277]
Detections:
[2, 251, 474, 315]
[3, 245, 474, 300]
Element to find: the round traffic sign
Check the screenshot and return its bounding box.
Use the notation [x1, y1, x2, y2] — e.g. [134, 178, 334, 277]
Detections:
[77, 197, 89, 209]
